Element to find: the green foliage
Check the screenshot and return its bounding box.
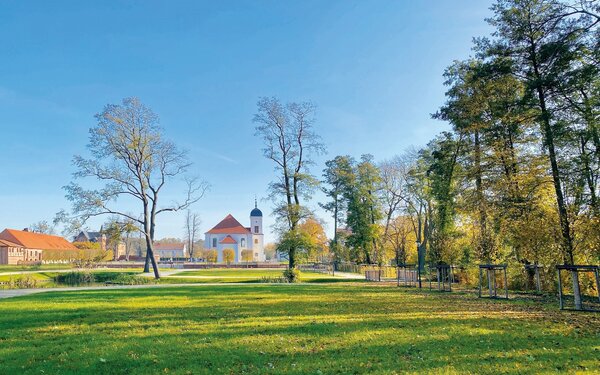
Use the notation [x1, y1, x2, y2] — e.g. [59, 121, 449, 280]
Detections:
[222, 248, 235, 264]
[282, 267, 300, 283]
[276, 229, 316, 263]
[54, 271, 95, 285]
[342, 155, 384, 264]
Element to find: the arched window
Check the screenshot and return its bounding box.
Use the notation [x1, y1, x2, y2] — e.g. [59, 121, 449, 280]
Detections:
[254, 239, 258, 244]
[212, 238, 217, 248]
[240, 238, 246, 248]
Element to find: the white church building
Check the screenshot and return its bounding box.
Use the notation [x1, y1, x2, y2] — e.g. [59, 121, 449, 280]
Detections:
[204, 203, 265, 263]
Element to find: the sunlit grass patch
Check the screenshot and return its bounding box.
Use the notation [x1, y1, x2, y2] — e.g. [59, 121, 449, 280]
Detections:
[0, 285, 598, 374]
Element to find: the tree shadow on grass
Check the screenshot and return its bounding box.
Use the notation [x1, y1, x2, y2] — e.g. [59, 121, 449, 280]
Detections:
[0, 285, 598, 374]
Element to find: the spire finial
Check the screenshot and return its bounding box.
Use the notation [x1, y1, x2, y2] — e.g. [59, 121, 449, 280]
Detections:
[254, 195, 257, 208]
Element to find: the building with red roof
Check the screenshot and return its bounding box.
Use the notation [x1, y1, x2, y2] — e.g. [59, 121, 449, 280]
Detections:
[0, 228, 77, 264]
[204, 202, 265, 263]
[153, 242, 187, 260]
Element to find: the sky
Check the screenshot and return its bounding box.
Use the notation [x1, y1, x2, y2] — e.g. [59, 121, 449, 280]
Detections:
[0, 0, 493, 243]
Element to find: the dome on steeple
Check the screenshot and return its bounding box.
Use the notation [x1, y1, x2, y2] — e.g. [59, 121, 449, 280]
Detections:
[250, 199, 262, 217]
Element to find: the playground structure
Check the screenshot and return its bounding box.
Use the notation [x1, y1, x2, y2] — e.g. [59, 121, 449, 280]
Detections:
[478, 264, 508, 299]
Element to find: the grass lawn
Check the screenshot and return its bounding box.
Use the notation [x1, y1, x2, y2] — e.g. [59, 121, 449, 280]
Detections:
[0, 263, 73, 273]
[165, 268, 345, 283]
[0, 285, 599, 374]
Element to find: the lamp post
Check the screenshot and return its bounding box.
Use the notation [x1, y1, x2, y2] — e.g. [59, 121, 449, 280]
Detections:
[416, 240, 422, 289]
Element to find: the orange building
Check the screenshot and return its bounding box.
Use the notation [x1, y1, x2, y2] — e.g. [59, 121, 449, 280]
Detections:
[0, 238, 42, 265]
[0, 228, 78, 264]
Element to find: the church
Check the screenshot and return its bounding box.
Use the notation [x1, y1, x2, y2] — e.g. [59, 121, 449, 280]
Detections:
[204, 203, 265, 263]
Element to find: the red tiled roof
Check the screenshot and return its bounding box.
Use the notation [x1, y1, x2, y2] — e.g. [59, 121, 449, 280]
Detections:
[0, 229, 78, 251]
[206, 214, 250, 234]
[154, 243, 186, 251]
[0, 239, 22, 248]
[219, 235, 237, 244]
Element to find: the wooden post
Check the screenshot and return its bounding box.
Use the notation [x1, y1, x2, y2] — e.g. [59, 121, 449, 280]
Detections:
[429, 267, 432, 290]
[504, 266, 508, 299]
[478, 267, 482, 298]
[492, 268, 497, 298]
[535, 266, 541, 293]
[557, 268, 563, 310]
[595, 268, 600, 304]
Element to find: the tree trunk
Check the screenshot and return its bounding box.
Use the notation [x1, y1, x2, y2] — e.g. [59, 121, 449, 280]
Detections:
[144, 235, 160, 279]
[487, 269, 494, 297]
[474, 130, 490, 261]
[530, 46, 575, 265]
[572, 270, 582, 310]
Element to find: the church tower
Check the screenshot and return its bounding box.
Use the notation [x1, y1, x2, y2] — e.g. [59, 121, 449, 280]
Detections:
[250, 199, 265, 261]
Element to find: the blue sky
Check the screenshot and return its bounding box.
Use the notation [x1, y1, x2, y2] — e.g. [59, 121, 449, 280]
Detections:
[0, 1, 492, 243]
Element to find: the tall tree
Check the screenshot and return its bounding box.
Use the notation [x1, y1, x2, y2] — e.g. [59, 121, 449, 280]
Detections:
[344, 155, 383, 264]
[320, 155, 354, 258]
[184, 210, 201, 260]
[253, 97, 325, 273]
[481, 0, 600, 308]
[65, 97, 208, 279]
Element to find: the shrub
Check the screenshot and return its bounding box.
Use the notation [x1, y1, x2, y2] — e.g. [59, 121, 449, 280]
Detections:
[109, 273, 150, 285]
[54, 271, 95, 285]
[6, 276, 38, 289]
[222, 248, 235, 264]
[259, 276, 288, 283]
[283, 268, 300, 283]
[203, 249, 218, 263]
[241, 249, 254, 262]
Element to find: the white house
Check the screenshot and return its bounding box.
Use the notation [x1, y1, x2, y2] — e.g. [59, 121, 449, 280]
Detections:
[204, 203, 265, 263]
[154, 243, 187, 260]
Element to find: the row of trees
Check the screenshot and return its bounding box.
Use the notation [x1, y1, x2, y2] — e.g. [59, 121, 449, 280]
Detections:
[257, 1, 599, 293]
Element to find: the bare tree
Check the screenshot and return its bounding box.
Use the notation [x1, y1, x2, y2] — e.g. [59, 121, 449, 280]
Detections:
[253, 97, 325, 271]
[29, 220, 56, 235]
[378, 155, 412, 241]
[184, 210, 201, 260]
[64, 97, 209, 278]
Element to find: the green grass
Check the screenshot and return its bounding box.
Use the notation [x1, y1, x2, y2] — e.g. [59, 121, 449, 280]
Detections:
[0, 263, 74, 273]
[0, 285, 598, 374]
[172, 268, 291, 277]
[166, 268, 343, 283]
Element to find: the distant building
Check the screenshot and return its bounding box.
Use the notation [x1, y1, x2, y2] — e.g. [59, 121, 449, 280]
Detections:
[204, 203, 265, 263]
[73, 230, 104, 245]
[0, 239, 42, 265]
[74, 229, 127, 260]
[0, 228, 77, 264]
[153, 243, 187, 260]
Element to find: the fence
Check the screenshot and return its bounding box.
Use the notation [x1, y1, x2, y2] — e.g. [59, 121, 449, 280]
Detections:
[365, 269, 381, 281]
[298, 263, 335, 275]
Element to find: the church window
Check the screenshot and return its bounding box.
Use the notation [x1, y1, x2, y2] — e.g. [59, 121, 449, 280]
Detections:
[240, 238, 246, 247]
[254, 239, 258, 244]
[212, 238, 217, 248]
[254, 226, 259, 233]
